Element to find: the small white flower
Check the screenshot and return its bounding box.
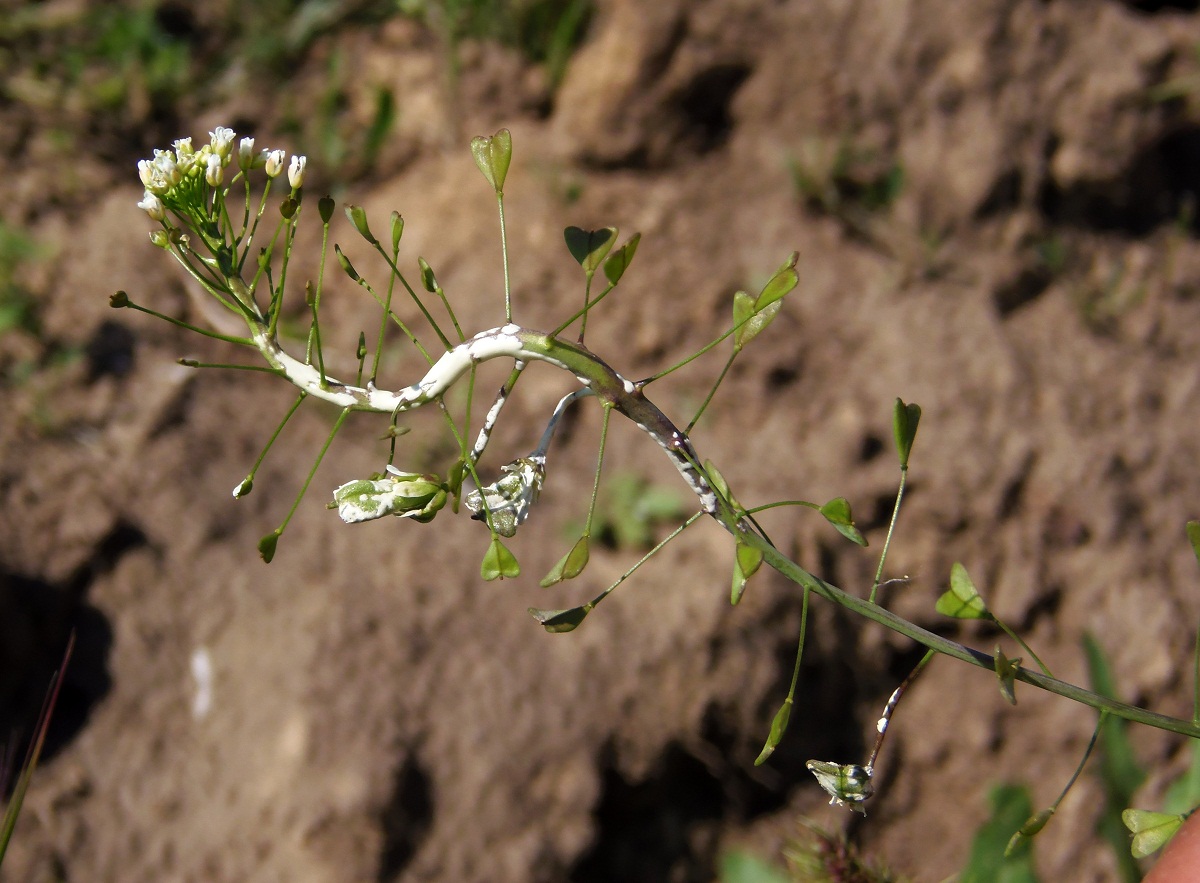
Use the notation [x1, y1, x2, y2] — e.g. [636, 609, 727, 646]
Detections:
[288, 154, 307, 189]
[263, 149, 287, 178]
[237, 137, 256, 171]
[152, 149, 181, 189]
[209, 126, 235, 160]
[173, 138, 198, 175]
[138, 158, 158, 190]
[137, 190, 166, 221]
[205, 153, 224, 187]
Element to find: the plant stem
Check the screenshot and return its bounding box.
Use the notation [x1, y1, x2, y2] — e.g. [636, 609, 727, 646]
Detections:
[228, 318, 1200, 740]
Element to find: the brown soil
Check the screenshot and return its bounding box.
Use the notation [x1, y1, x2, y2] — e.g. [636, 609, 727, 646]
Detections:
[5, 1, 1200, 881]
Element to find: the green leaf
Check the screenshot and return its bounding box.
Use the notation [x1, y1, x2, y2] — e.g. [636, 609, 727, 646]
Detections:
[1164, 740, 1200, 814]
[258, 530, 280, 563]
[528, 605, 590, 633]
[1187, 519, 1200, 568]
[754, 251, 799, 309]
[831, 523, 866, 548]
[564, 226, 618, 274]
[893, 398, 921, 468]
[1084, 633, 1149, 880]
[603, 232, 641, 285]
[594, 473, 685, 550]
[754, 698, 792, 765]
[994, 646, 1021, 705]
[540, 536, 591, 587]
[819, 497, 866, 546]
[935, 562, 990, 619]
[471, 128, 513, 192]
[481, 536, 520, 580]
[1122, 809, 1184, 858]
[1084, 633, 1147, 802]
[959, 783, 1039, 883]
[718, 850, 791, 883]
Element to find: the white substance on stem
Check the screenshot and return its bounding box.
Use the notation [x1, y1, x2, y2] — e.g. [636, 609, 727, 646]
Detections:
[256, 326, 529, 411]
[251, 320, 733, 527]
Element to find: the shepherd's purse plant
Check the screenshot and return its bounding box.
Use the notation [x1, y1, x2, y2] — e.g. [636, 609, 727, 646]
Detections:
[114, 125, 1200, 860]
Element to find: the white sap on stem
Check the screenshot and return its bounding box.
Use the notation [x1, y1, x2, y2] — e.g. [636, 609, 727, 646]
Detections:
[250, 314, 728, 531]
[253, 324, 539, 412]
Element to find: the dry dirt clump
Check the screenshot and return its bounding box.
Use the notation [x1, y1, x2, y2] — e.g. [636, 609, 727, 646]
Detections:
[5, 1, 1200, 881]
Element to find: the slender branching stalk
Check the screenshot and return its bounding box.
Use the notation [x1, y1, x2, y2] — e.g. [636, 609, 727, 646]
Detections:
[123, 126, 1200, 861]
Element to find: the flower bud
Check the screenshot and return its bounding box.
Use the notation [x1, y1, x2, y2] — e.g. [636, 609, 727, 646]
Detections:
[137, 191, 166, 221]
[205, 153, 224, 187]
[288, 154, 306, 190]
[210, 126, 235, 160]
[264, 149, 287, 178]
[138, 158, 157, 190]
[152, 150, 182, 189]
[238, 137, 257, 171]
[390, 211, 404, 251]
[173, 140, 198, 176]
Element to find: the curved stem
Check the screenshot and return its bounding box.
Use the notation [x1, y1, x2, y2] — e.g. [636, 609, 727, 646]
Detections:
[234, 317, 1200, 740]
[746, 535, 1200, 738]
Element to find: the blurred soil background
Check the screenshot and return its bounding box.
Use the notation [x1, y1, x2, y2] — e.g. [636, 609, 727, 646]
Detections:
[5, 0, 1200, 880]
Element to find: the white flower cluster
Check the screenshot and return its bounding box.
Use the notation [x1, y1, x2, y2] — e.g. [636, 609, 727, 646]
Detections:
[136, 126, 306, 222]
